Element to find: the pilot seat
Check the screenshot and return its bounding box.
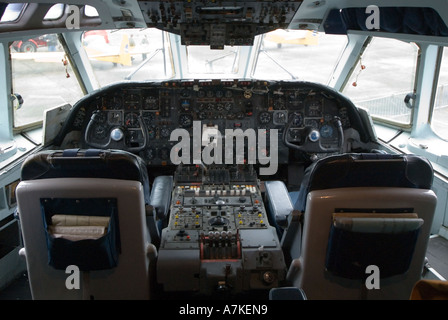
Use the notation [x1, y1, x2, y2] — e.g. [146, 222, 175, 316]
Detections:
[265, 153, 437, 299]
[16, 148, 173, 299]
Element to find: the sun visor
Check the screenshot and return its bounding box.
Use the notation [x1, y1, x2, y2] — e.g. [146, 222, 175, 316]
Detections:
[324, 7, 448, 37]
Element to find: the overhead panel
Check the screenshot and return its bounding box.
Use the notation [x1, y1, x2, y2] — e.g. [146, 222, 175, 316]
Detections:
[138, 1, 302, 49]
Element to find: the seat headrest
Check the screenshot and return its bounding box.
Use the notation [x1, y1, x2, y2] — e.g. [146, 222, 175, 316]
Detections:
[308, 153, 433, 192]
[21, 149, 151, 203]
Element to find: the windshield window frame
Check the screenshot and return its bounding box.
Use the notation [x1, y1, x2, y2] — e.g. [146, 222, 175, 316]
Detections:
[341, 36, 420, 131]
[10, 32, 85, 133]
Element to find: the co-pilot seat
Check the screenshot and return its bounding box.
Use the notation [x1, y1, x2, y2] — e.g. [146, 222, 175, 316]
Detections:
[16, 149, 172, 299]
[265, 153, 437, 299]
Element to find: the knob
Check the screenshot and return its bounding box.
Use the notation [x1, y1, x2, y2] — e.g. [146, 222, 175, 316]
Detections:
[308, 129, 320, 142]
[111, 128, 124, 141]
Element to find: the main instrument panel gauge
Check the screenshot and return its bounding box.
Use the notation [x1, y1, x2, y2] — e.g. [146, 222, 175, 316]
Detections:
[124, 112, 139, 128]
[158, 147, 170, 160]
[273, 110, 287, 125]
[292, 112, 303, 126]
[142, 147, 156, 161]
[306, 99, 322, 117]
[179, 113, 193, 128]
[323, 113, 333, 122]
[180, 89, 190, 98]
[215, 90, 224, 98]
[124, 92, 141, 106]
[273, 96, 285, 110]
[143, 96, 158, 110]
[142, 112, 155, 126]
[93, 124, 108, 140]
[258, 111, 272, 124]
[107, 96, 122, 110]
[236, 112, 245, 119]
[198, 111, 208, 120]
[226, 113, 236, 120]
[305, 119, 319, 129]
[160, 127, 171, 138]
[180, 99, 191, 111]
[320, 124, 334, 138]
[108, 111, 122, 125]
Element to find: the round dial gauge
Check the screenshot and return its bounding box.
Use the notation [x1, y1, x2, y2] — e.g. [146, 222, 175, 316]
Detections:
[305, 119, 319, 129]
[143, 96, 158, 110]
[179, 114, 193, 128]
[144, 147, 156, 161]
[142, 112, 155, 126]
[106, 96, 122, 110]
[158, 147, 170, 160]
[93, 124, 108, 140]
[258, 111, 272, 124]
[160, 127, 171, 138]
[306, 99, 322, 117]
[320, 124, 334, 138]
[198, 111, 208, 120]
[215, 90, 224, 98]
[108, 111, 122, 125]
[292, 113, 303, 126]
[124, 112, 139, 128]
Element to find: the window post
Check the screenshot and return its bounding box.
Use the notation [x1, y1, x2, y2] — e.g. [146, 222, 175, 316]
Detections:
[0, 42, 17, 162]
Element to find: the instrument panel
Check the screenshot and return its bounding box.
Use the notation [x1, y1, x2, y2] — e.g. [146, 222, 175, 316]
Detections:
[61, 80, 364, 166]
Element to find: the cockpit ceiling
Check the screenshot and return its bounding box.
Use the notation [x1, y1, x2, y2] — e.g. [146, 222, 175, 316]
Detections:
[1, 1, 448, 45]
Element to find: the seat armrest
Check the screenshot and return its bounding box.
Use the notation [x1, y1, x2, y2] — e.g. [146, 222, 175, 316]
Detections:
[264, 180, 293, 229]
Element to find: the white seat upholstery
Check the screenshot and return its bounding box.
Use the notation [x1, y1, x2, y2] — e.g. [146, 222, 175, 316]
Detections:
[287, 187, 437, 300]
[16, 177, 156, 300]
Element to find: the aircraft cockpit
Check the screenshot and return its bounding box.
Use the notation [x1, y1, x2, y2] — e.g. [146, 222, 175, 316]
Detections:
[0, 0, 447, 302]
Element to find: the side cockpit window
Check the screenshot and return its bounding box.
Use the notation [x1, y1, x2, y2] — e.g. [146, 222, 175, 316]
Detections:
[10, 33, 83, 129]
[432, 47, 448, 140]
[343, 37, 419, 127]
